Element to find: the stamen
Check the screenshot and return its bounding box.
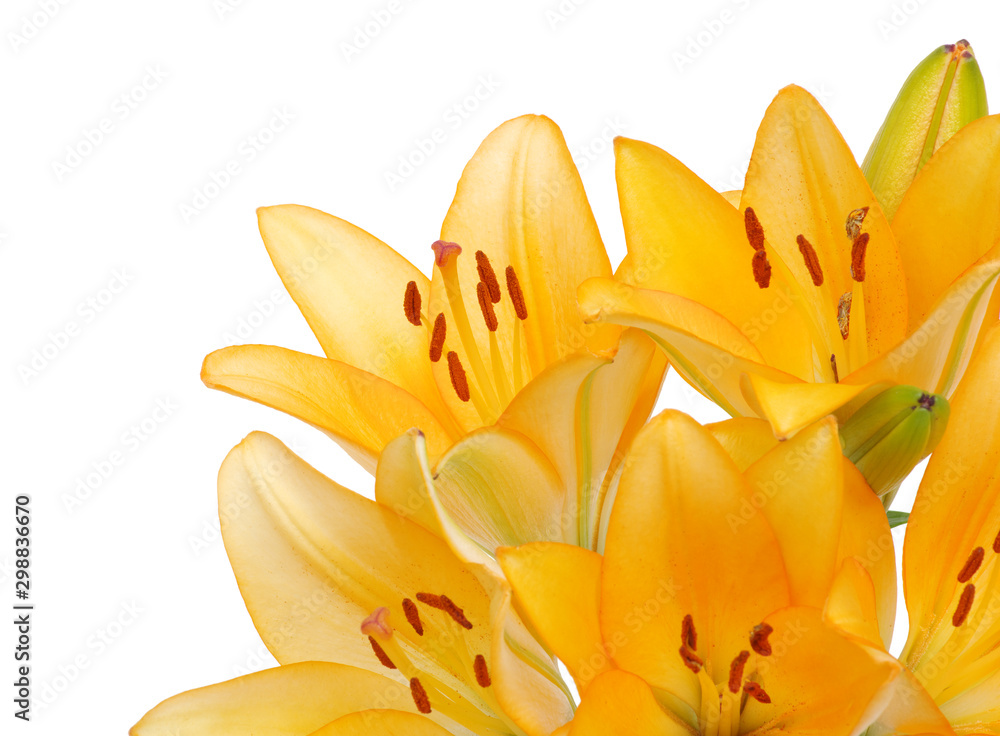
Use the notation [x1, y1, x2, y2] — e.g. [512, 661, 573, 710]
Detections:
[429, 313, 446, 363]
[743, 682, 771, 704]
[958, 547, 985, 583]
[474, 654, 492, 687]
[845, 207, 869, 241]
[416, 592, 473, 630]
[994, 527, 1000, 554]
[953, 584, 976, 627]
[368, 636, 396, 669]
[750, 623, 773, 657]
[505, 266, 528, 320]
[410, 677, 432, 714]
[361, 607, 393, 639]
[837, 292, 853, 340]
[728, 651, 749, 694]
[830, 354, 839, 383]
[796, 235, 824, 286]
[403, 281, 422, 326]
[477, 282, 499, 332]
[744, 207, 766, 251]
[679, 645, 703, 673]
[431, 240, 462, 267]
[447, 352, 471, 402]
[851, 233, 869, 282]
[402, 598, 424, 636]
[751, 249, 772, 289]
[475, 251, 502, 304]
[681, 614, 697, 650]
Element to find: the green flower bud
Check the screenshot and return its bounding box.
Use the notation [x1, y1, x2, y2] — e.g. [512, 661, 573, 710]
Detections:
[840, 385, 950, 506]
[862, 40, 988, 220]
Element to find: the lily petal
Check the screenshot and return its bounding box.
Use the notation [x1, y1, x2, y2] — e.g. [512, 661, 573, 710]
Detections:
[307, 710, 455, 736]
[739, 607, 901, 736]
[866, 669, 956, 736]
[131, 662, 427, 736]
[614, 136, 813, 378]
[741, 372, 876, 440]
[600, 410, 789, 710]
[823, 558, 886, 650]
[498, 542, 609, 693]
[892, 115, 1000, 331]
[743, 417, 844, 608]
[310, 710, 451, 736]
[568, 670, 690, 736]
[202, 345, 454, 473]
[256, 205, 451, 422]
[579, 276, 799, 417]
[844, 259, 1000, 398]
[705, 417, 780, 471]
[437, 115, 617, 388]
[742, 85, 908, 362]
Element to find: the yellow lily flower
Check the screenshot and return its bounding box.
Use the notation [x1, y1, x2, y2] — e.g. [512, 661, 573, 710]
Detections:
[500, 409, 903, 735]
[579, 85, 1000, 460]
[857, 325, 1000, 735]
[202, 114, 666, 550]
[133, 431, 576, 736]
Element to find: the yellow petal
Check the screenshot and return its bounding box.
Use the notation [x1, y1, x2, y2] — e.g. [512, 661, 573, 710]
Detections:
[866, 669, 956, 736]
[579, 276, 800, 417]
[569, 670, 690, 736]
[837, 461, 897, 649]
[256, 205, 452, 423]
[892, 115, 1000, 331]
[741, 371, 875, 439]
[307, 710, 455, 736]
[743, 417, 843, 607]
[720, 189, 742, 207]
[377, 427, 568, 557]
[739, 607, 901, 736]
[218, 432, 491, 673]
[614, 136, 813, 378]
[742, 85, 908, 361]
[436, 114, 617, 392]
[600, 410, 789, 710]
[498, 543, 609, 693]
[202, 345, 455, 474]
[823, 558, 885, 650]
[844, 259, 1000, 399]
[576, 328, 667, 549]
[131, 662, 426, 736]
[903, 325, 1000, 673]
[705, 417, 779, 471]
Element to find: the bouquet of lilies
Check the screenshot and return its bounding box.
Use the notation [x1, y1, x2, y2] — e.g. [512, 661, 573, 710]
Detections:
[133, 41, 1000, 736]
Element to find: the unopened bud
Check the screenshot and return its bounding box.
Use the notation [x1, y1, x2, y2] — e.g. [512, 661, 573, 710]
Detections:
[840, 385, 950, 505]
[862, 40, 988, 220]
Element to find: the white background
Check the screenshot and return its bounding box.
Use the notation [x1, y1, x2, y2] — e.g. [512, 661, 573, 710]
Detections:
[3, 0, 997, 732]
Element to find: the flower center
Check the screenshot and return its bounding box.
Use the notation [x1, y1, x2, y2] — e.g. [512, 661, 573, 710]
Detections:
[403, 242, 530, 423]
[911, 528, 1000, 704]
[361, 592, 505, 732]
[742, 207, 873, 383]
[676, 615, 774, 736]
